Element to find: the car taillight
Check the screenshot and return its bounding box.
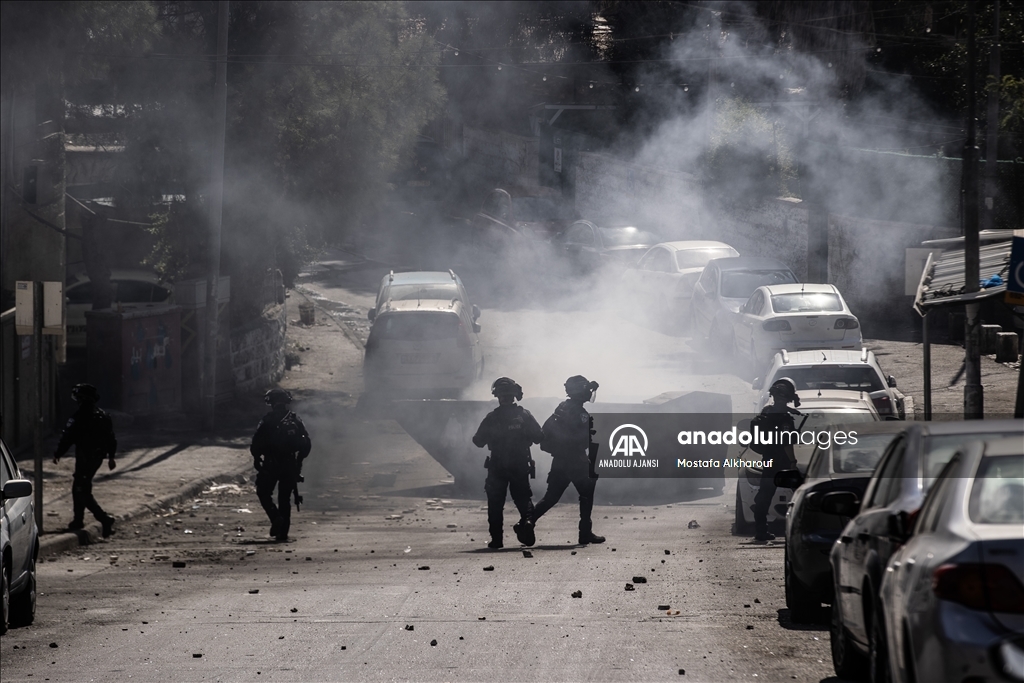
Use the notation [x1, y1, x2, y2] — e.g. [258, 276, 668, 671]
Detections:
[834, 318, 859, 330]
[457, 321, 473, 348]
[871, 394, 892, 415]
[932, 563, 1024, 614]
[762, 319, 791, 332]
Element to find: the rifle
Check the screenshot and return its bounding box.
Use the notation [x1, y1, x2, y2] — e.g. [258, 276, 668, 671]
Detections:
[588, 415, 600, 480]
[292, 473, 304, 511]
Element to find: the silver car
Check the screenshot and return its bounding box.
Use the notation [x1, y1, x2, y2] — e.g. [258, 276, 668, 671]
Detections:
[2, 437, 38, 633]
[881, 437, 1024, 683]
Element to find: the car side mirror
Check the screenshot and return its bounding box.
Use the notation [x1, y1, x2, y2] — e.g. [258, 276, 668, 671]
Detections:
[887, 375, 897, 388]
[367, 308, 376, 322]
[471, 304, 481, 321]
[752, 377, 763, 391]
[773, 468, 804, 490]
[2, 479, 33, 501]
[820, 491, 860, 517]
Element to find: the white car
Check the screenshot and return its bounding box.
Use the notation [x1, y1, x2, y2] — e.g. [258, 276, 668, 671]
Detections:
[65, 270, 173, 348]
[363, 271, 483, 398]
[754, 348, 907, 419]
[2, 437, 38, 633]
[735, 393, 880, 533]
[732, 283, 862, 370]
[620, 240, 739, 328]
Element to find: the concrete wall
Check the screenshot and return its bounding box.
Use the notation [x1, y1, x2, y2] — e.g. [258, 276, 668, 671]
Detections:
[229, 303, 286, 393]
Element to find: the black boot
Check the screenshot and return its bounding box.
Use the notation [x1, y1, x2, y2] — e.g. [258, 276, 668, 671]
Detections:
[578, 532, 605, 545]
[487, 537, 503, 549]
[67, 519, 85, 531]
[513, 520, 535, 547]
[101, 516, 115, 538]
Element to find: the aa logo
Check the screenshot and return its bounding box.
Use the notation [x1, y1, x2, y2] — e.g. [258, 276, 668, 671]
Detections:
[609, 424, 648, 458]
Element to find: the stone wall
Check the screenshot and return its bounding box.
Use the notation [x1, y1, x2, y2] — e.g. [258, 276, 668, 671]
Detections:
[230, 303, 286, 393]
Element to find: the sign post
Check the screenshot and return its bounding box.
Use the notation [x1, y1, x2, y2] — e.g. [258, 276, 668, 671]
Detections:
[1007, 232, 1024, 418]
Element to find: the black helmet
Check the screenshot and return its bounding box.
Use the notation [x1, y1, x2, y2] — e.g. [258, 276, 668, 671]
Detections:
[564, 375, 599, 400]
[491, 377, 523, 401]
[769, 377, 800, 406]
[71, 383, 100, 403]
[264, 388, 292, 406]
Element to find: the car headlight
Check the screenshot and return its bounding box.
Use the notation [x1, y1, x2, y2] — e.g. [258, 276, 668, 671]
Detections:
[997, 638, 1024, 682]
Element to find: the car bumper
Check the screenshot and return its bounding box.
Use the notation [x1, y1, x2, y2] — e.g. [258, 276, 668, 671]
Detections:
[913, 601, 1021, 683]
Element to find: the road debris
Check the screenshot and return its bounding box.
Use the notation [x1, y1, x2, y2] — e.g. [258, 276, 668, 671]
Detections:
[625, 583, 635, 591]
[483, 565, 494, 571]
[632, 576, 647, 584]
[658, 604, 671, 610]
[249, 589, 259, 594]
[404, 625, 414, 631]
[522, 550, 533, 558]
[172, 561, 186, 568]
[430, 639, 438, 646]
[687, 520, 700, 529]
[290, 608, 298, 613]
[418, 566, 430, 570]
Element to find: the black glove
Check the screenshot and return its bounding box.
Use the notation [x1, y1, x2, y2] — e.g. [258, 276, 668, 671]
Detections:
[253, 458, 262, 472]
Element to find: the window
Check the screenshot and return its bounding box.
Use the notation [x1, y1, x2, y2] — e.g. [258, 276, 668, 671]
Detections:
[642, 249, 672, 272]
[832, 433, 897, 474]
[783, 366, 885, 392]
[969, 454, 1024, 525]
[770, 292, 843, 313]
[917, 456, 961, 533]
[745, 291, 765, 316]
[698, 265, 717, 292]
[386, 284, 460, 302]
[113, 280, 156, 302]
[566, 223, 594, 246]
[600, 227, 656, 247]
[371, 312, 459, 342]
[66, 282, 93, 305]
[720, 269, 798, 299]
[867, 437, 906, 508]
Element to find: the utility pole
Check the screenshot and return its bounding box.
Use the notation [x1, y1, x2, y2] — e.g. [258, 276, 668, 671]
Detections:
[982, 1, 1000, 233]
[203, 0, 229, 430]
[963, 2, 983, 419]
[33, 282, 44, 533]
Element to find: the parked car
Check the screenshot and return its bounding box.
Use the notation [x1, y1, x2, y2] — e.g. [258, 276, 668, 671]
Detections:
[2, 436, 38, 634]
[754, 348, 906, 420]
[778, 422, 905, 623]
[65, 270, 173, 348]
[620, 240, 739, 328]
[826, 419, 1024, 681]
[363, 270, 484, 398]
[691, 257, 798, 347]
[554, 221, 657, 274]
[732, 283, 862, 371]
[471, 189, 573, 251]
[735, 392, 881, 535]
[881, 437, 1024, 683]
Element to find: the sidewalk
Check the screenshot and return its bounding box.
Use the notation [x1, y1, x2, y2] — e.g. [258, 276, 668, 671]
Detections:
[22, 287, 365, 558]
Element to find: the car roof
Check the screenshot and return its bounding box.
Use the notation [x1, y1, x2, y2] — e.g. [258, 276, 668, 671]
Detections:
[709, 257, 794, 272]
[913, 419, 1024, 437]
[379, 299, 464, 314]
[763, 283, 838, 295]
[658, 240, 736, 252]
[982, 436, 1024, 457]
[777, 349, 872, 365]
[384, 271, 462, 286]
[795, 390, 879, 410]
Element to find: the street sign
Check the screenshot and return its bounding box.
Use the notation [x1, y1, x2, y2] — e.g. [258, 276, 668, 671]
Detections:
[1007, 232, 1024, 305]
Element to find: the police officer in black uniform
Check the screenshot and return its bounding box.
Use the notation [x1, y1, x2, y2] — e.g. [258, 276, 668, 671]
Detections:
[472, 377, 543, 549]
[751, 378, 800, 542]
[250, 389, 312, 541]
[531, 375, 605, 545]
[52, 384, 117, 537]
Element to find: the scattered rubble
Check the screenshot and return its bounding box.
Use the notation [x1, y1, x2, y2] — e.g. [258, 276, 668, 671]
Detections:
[571, 590, 582, 598]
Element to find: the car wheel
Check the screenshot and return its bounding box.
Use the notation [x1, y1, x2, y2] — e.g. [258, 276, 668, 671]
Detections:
[785, 548, 820, 624]
[1, 562, 10, 635]
[734, 486, 754, 535]
[901, 622, 917, 683]
[9, 553, 37, 627]
[831, 584, 868, 679]
[869, 606, 891, 683]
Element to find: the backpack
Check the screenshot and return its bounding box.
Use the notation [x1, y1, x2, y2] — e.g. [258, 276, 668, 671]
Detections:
[747, 413, 771, 455]
[270, 412, 306, 456]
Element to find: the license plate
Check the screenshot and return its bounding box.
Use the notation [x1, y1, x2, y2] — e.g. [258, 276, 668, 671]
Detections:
[400, 353, 439, 364]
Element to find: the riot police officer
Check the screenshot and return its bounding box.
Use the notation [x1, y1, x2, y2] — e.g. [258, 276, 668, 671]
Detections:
[52, 383, 117, 537]
[250, 389, 312, 541]
[751, 378, 800, 542]
[532, 375, 605, 545]
[472, 377, 543, 549]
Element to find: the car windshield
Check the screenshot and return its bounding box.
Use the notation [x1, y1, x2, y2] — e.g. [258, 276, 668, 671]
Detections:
[721, 270, 797, 298]
[512, 197, 569, 222]
[832, 433, 896, 473]
[924, 432, 1024, 486]
[599, 228, 656, 247]
[969, 454, 1024, 524]
[771, 292, 843, 313]
[781, 366, 884, 392]
[386, 284, 460, 302]
[373, 313, 459, 341]
[676, 248, 736, 270]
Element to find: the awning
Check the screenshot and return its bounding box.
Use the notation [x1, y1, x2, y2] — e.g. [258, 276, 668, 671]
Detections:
[914, 239, 1013, 315]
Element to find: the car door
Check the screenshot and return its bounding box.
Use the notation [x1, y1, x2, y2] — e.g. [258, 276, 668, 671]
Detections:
[734, 290, 765, 358]
[1, 443, 30, 581]
[692, 264, 719, 335]
[837, 434, 906, 645]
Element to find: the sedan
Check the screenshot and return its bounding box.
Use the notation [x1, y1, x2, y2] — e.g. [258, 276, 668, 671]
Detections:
[827, 419, 1024, 682]
[620, 240, 738, 329]
[2, 436, 38, 633]
[881, 437, 1024, 683]
[779, 422, 905, 623]
[732, 284, 862, 371]
[691, 257, 798, 348]
[555, 221, 658, 274]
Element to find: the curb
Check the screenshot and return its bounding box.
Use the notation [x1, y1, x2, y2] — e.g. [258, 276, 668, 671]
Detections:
[38, 466, 252, 560]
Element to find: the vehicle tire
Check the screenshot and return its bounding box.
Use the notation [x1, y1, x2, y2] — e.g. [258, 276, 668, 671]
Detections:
[785, 548, 820, 624]
[734, 486, 754, 535]
[869, 606, 891, 683]
[901, 622, 917, 683]
[1, 562, 10, 635]
[9, 553, 36, 627]
[831, 586, 868, 680]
